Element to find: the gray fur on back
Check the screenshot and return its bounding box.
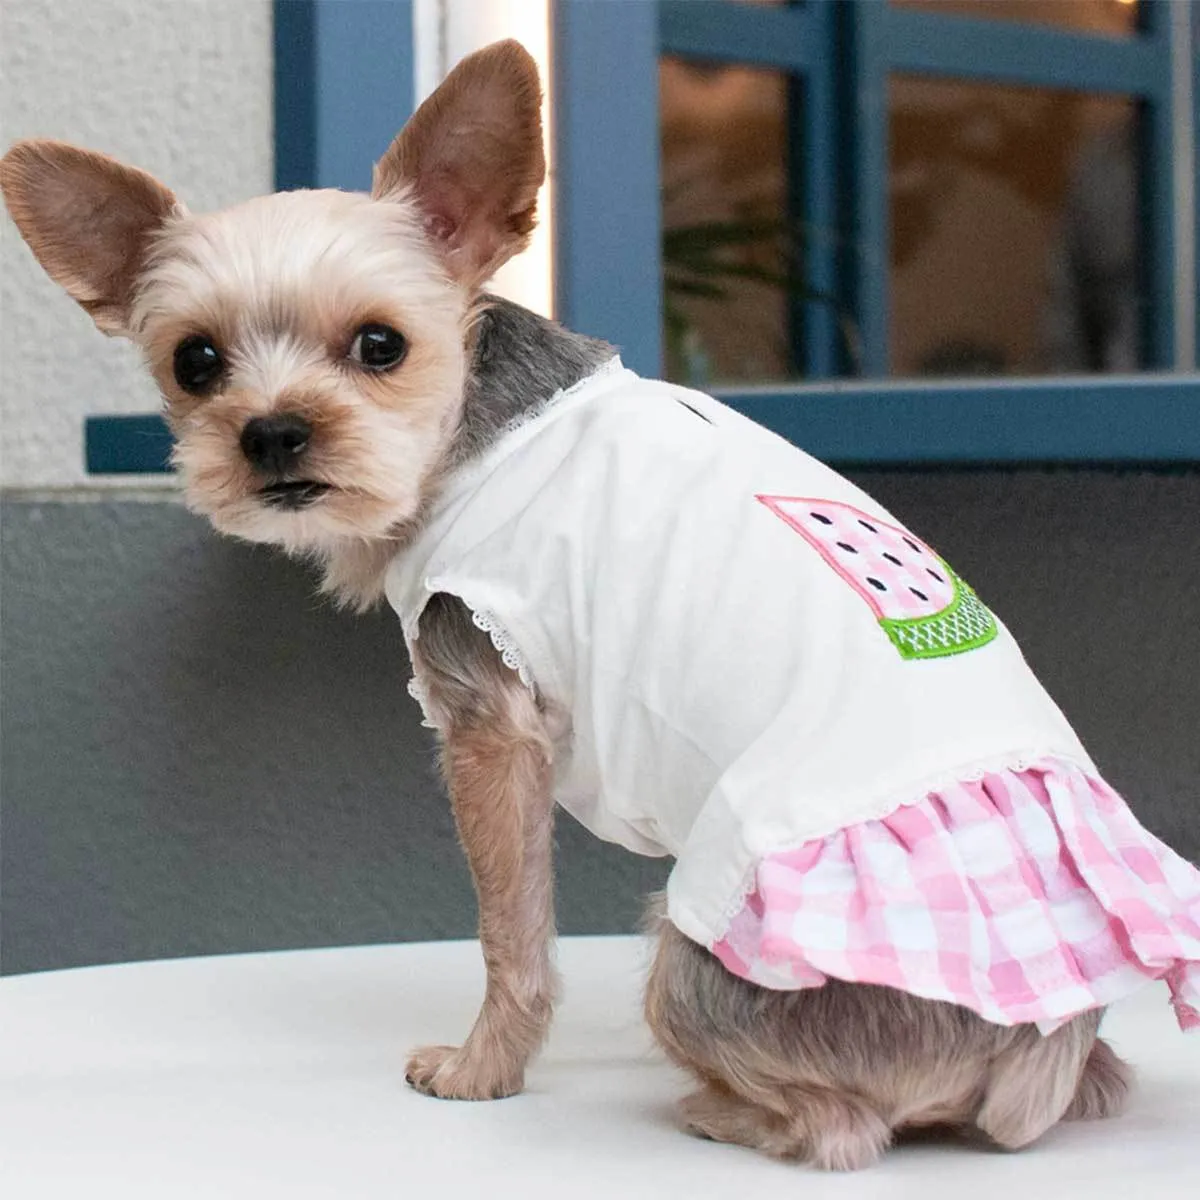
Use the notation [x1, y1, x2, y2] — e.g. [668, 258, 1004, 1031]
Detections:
[447, 295, 615, 468]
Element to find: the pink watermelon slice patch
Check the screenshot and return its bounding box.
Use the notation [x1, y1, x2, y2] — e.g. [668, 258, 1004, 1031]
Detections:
[757, 495, 998, 660]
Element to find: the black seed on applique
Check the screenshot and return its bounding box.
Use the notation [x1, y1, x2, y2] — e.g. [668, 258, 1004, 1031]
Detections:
[837, 541, 859, 553]
[911, 588, 928, 601]
[927, 568, 945, 582]
[868, 577, 887, 591]
[904, 537, 923, 553]
[858, 519, 878, 532]
[883, 552, 902, 565]
[811, 513, 833, 524]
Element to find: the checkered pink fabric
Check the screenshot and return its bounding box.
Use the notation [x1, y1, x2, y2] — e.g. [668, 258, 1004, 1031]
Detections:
[712, 760, 1200, 1034]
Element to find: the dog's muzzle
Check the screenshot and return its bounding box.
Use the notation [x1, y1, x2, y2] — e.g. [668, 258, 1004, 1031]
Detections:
[258, 480, 332, 510]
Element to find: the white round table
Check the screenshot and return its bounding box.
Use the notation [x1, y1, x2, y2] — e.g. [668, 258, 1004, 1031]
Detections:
[2, 937, 1197, 1197]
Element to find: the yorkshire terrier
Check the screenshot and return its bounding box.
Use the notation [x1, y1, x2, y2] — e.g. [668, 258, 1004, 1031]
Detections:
[7, 40, 1198, 1172]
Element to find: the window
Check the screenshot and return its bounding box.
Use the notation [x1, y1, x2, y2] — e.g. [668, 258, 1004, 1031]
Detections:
[85, 0, 1200, 472]
[554, 0, 1199, 464]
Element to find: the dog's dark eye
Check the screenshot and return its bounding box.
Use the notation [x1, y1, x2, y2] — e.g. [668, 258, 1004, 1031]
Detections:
[173, 335, 224, 395]
[349, 323, 408, 371]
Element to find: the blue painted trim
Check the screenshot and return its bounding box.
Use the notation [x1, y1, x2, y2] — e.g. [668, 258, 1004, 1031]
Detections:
[272, 0, 414, 193]
[795, 0, 839, 379]
[717, 375, 1200, 465]
[274, 0, 317, 190]
[1194, 0, 1200, 362]
[882, 6, 1162, 96]
[554, 0, 662, 376]
[85, 416, 174, 475]
[1142, 71, 1178, 369]
[85, 376, 1200, 472]
[659, 0, 818, 71]
[844, 1, 889, 377]
[1132, 0, 1176, 368]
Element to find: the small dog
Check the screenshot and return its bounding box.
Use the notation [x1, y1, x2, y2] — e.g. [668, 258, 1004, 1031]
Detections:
[6, 40, 1197, 1172]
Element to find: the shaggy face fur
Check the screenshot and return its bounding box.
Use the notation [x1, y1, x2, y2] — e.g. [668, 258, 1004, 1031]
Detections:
[136, 190, 469, 561]
[0, 40, 542, 609]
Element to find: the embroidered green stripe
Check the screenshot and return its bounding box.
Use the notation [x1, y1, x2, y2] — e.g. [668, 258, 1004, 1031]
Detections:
[879, 564, 998, 660]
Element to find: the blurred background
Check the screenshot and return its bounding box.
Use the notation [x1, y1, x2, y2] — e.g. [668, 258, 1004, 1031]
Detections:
[660, 0, 1148, 382]
[2, 0, 1198, 974]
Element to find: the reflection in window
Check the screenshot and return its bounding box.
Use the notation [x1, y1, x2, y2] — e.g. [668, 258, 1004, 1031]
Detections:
[889, 77, 1139, 377]
[660, 58, 797, 387]
[893, 0, 1138, 37]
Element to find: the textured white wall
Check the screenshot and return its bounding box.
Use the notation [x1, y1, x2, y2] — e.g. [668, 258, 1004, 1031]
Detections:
[0, 0, 273, 489]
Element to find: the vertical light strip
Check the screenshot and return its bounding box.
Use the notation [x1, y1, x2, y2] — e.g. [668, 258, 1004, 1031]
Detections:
[413, 0, 555, 317]
[412, 0, 446, 106]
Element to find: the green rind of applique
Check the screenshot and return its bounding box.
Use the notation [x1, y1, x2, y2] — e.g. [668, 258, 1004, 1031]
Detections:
[879, 564, 998, 660]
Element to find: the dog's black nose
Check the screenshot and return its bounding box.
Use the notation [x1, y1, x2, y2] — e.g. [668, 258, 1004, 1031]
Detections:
[240, 414, 312, 473]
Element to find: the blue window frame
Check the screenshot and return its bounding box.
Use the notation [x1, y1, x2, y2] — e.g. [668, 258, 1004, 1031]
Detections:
[86, 0, 1199, 472]
[554, 0, 1200, 463]
[274, 0, 414, 194]
[1193, 0, 1200, 359]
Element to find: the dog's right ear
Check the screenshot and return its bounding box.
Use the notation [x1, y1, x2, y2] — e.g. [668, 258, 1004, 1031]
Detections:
[0, 140, 179, 335]
[371, 39, 544, 289]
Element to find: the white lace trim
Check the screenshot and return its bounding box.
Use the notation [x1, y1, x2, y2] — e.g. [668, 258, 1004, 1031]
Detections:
[406, 674, 438, 729]
[493, 355, 624, 444]
[469, 607, 535, 690]
[404, 603, 535, 731]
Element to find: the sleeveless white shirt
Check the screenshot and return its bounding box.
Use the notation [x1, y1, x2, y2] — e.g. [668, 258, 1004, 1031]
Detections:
[385, 361, 1093, 949]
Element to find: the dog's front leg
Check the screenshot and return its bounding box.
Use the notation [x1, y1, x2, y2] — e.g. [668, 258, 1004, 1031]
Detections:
[405, 593, 558, 1100]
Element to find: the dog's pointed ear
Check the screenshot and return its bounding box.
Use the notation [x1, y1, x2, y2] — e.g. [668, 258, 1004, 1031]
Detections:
[0, 140, 179, 335]
[371, 39, 544, 289]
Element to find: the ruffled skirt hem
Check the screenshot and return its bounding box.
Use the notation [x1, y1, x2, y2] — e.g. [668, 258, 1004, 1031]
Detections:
[710, 759, 1200, 1035]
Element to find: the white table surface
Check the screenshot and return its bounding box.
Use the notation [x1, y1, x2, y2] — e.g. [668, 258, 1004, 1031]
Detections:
[2, 936, 1197, 1198]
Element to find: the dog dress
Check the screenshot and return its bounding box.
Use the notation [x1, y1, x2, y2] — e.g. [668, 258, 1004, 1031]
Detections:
[386, 358, 1200, 1035]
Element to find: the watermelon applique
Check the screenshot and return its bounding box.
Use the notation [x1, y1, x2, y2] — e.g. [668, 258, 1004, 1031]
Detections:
[757, 495, 998, 661]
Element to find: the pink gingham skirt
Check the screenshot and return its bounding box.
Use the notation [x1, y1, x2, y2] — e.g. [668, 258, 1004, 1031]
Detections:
[712, 759, 1200, 1033]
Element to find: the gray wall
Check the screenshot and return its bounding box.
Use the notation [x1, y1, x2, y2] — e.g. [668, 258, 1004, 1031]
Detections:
[3, 470, 1199, 974]
[1, 0, 272, 491]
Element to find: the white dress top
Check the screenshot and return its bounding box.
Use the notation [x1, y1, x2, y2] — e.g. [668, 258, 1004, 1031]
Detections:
[385, 362, 1092, 949]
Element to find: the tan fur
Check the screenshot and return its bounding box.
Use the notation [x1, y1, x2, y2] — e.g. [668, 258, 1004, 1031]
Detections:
[406, 594, 558, 1099]
[0, 41, 543, 612]
[130, 193, 470, 580]
[1063, 1035, 1133, 1121]
[644, 901, 1125, 1169]
[373, 39, 544, 288]
[0, 139, 179, 333]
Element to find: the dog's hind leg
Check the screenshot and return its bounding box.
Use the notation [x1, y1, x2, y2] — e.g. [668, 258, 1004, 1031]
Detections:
[974, 1010, 1102, 1149]
[644, 906, 895, 1170]
[678, 1080, 892, 1170]
[677, 1082, 797, 1157]
[1063, 1033, 1133, 1121]
[643, 900, 1124, 1168]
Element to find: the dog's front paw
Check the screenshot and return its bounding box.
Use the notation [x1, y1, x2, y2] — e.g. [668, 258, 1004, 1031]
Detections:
[405, 1044, 524, 1101]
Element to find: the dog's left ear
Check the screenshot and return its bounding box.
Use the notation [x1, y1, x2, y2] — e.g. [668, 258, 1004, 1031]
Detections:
[0, 140, 179, 335]
[372, 39, 544, 289]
